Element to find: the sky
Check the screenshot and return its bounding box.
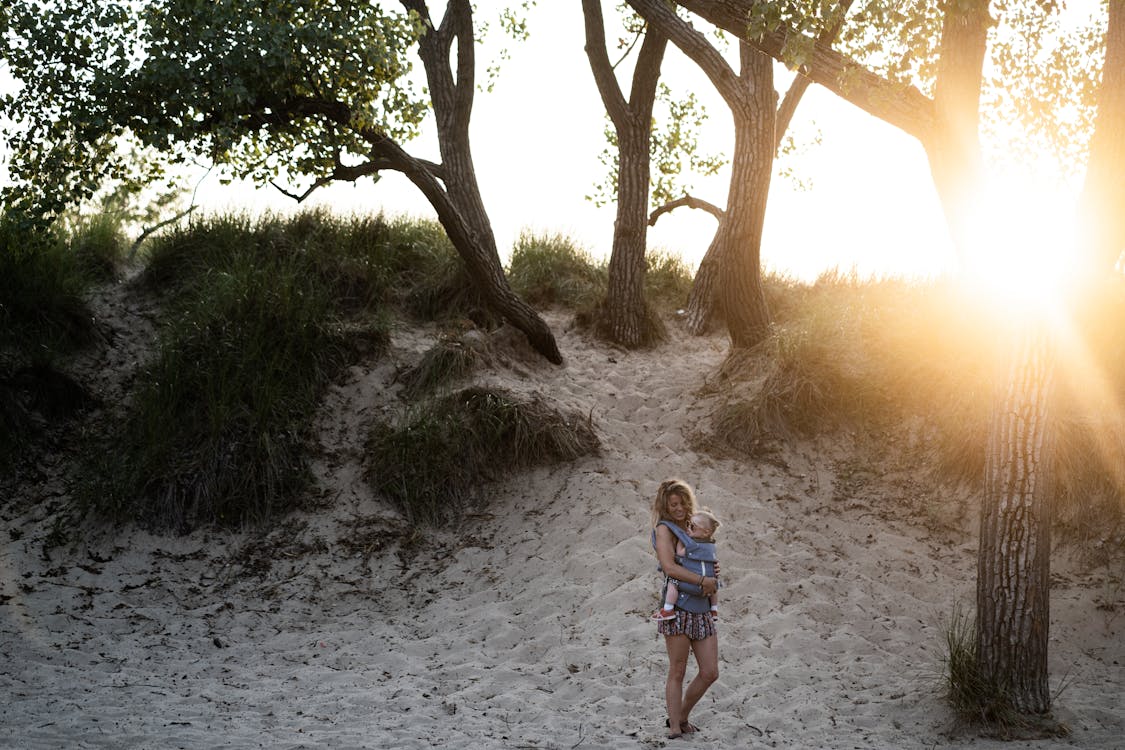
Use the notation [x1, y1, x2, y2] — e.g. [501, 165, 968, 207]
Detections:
[187, 3, 958, 282]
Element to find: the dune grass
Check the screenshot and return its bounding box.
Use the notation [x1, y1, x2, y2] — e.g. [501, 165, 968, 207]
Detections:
[703, 271, 1125, 545]
[366, 386, 599, 525]
[78, 210, 409, 530]
[1, 211, 126, 466]
[507, 231, 607, 309]
[941, 604, 1024, 731]
[397, 337, 482, 400]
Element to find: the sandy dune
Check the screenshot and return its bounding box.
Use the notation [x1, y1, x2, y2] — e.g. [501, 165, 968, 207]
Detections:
[2, 302, 1122, 749]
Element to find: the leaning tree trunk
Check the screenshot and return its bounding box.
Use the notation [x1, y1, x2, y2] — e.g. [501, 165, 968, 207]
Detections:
[683, 236, 726, 334]
[404, 0, 562, 364]
[977, 321, 1055, 715]
[720, 45, 775, 349]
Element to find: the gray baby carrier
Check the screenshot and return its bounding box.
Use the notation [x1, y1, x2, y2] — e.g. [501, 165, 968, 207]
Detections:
[652, 520, 717, 614]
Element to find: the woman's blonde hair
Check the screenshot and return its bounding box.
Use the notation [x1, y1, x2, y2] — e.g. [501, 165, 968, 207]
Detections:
[691, 507, 722, 536]
[650, 478, 697, 529]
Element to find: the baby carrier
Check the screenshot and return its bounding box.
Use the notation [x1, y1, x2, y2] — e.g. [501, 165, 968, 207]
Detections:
[651, 520, 717, 614]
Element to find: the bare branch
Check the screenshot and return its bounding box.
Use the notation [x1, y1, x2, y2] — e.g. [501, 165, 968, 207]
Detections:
[648, 193, 724, 225]
[128, 205, 197, 260]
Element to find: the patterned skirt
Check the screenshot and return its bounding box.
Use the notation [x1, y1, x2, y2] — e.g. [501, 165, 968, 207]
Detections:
[657, 609, 717, 641]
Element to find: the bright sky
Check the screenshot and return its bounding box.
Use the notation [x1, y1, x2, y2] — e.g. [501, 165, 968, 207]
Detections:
[189, 3, 958, 282]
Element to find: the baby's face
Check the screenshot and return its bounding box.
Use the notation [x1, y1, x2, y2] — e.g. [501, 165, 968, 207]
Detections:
[687, 517, 714, 539]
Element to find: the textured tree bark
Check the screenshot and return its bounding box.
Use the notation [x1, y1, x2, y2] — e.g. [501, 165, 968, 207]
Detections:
[683, 236, 725, 334]
[676, 42, 774, 346]
[977, 322, 1055, 715]
[719, 46, 774, 349]
[628, 0, 774, 346]
[583, 0, 667, 348]
[1078, 0, 1125, 274]
[402, 0, 562, 364]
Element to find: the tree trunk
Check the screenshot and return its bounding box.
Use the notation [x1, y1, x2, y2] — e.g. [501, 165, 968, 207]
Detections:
[604, 122, 666, 346]
[1078, 0, 1125, 274]
[626, 0, 776, 344]
[925, 0, 990, 254]
[583, 0, 667, 348]
[977, 321, 1055, 715]
[682, 43, 775, 346]
[721, 45, 775, 349]
[683, 237, 725, 334]
[404, 0, 562, 364]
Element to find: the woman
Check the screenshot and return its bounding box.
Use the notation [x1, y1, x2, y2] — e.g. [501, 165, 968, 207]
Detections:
[651, 478, 720, 739]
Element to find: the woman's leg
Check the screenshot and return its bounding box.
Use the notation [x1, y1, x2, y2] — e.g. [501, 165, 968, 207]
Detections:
[680, 634, 719, 729]
[663, 634, 691, 735]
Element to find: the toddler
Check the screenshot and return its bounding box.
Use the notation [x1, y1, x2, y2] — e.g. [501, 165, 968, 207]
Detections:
[651, 508, 721, 621]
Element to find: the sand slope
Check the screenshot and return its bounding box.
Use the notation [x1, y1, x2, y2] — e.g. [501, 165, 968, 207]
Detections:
[2, 300, 1122, 750]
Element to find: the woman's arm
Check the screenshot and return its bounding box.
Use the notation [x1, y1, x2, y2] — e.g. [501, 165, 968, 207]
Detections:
[654, 525, 718, 596]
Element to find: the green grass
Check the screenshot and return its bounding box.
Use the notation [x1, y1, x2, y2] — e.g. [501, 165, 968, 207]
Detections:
[397, 337, 481, 399]
[0, 210, 125, 466]
[507, 232, 607, 308]
[942, 604, 1023, 729]
[79, 210, 395, 530]
[366, 386, 599, 525]
[644, 249, 694, 311]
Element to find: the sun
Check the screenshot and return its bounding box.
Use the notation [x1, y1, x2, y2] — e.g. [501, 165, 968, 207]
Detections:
[960, 170, 1080, 318]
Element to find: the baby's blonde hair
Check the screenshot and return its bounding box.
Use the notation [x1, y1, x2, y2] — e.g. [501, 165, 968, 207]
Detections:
[692, 507, 721, 536]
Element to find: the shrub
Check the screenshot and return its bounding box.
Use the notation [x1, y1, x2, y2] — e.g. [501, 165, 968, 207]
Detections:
[367, 386, 599, 525]
[0, 213, 97, 353]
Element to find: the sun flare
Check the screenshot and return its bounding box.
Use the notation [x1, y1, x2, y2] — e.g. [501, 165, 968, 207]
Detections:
[961, 172, 1080, 317]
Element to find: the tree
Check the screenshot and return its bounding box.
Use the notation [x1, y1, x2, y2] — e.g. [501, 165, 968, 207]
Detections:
[670, 0, 1101, 719]
[1, 0, 562, 363]
[630, 0, 853, 342]
[1078, 0, 1125, 275]
[582, 0, 669, 347]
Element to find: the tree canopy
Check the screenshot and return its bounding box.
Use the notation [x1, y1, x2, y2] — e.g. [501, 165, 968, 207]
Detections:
[2, 1, 427, 220]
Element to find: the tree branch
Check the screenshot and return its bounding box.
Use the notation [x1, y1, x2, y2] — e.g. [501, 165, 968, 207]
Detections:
[775, 0, 855, 149]
[128, 205, 196, 260]
[649, 193, 724, 225]
[673, 0, 935, 142]
[626, 0, 744, 111]
[582, 0, 631, 128]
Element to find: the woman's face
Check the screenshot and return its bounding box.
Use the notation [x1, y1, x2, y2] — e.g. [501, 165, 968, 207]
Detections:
[666, 492, 688, 524]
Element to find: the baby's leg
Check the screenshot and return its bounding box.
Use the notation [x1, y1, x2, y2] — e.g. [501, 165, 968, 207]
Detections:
[663, 580, 680, 611]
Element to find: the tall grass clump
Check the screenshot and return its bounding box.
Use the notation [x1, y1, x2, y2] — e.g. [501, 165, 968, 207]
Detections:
[508, 232, 606, 308]
[941, 604, 1025, 731]
[1, 211, 122, 465]
[0, 213, 103, 354]
[707, 274, 891, 454]
[66, 212, 128, 282]
[81, 210, 403, 530]
[367, 386, 599, 525]
[644, 250, 693, 310]
[397, 337, 481, 399]
[702, 273, 1011, 463]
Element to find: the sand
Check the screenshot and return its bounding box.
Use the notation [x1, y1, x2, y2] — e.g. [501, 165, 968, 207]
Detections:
[2, 296, 1123, 750]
